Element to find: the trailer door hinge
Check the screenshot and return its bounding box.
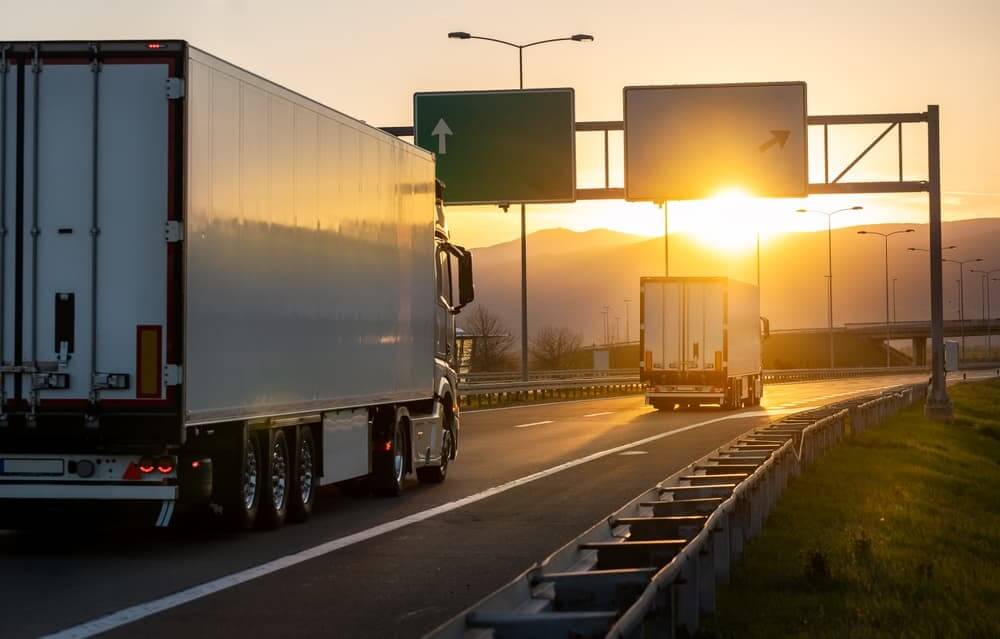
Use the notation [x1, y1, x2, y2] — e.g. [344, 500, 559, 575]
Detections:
[165, 221, 184, 243]
[164, 365, 183, 386]
[166, 77, 185, 100]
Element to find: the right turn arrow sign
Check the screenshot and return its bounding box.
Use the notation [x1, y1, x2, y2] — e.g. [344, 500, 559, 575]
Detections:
[758, 129, 791, 153]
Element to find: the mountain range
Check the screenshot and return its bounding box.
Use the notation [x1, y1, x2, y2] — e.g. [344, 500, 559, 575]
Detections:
[465, 218, 1000, 345]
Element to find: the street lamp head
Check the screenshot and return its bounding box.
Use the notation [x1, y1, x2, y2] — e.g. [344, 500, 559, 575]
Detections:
[571, 33, 595, 42]
[448, 31, 471, 39]
[795, 208, 807, 213]
[904, 228, 915, 233]
[851, 206, 864, 211]
[945, 245, 957, 250]
[857, 230, 868, 235]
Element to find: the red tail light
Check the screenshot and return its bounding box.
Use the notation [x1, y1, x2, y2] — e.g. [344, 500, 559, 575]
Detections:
[138, 457, 156, 474]
[156, 456, 175, 474]
[383, 440, 393, 452]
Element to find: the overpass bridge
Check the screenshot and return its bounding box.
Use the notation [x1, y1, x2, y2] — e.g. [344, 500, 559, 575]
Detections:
[774, 318, 998, 365]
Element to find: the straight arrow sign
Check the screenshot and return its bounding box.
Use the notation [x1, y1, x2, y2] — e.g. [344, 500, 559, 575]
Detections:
[431, 118, 453, 154]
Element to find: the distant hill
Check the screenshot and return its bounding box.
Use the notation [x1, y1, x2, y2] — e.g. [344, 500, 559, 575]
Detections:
[466, 219, 1000, 345]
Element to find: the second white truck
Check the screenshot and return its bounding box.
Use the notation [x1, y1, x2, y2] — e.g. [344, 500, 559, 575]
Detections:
[640, 276, 766, 410]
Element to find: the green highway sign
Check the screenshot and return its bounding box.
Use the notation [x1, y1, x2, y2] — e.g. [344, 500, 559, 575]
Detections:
[414, 88, 576, 205]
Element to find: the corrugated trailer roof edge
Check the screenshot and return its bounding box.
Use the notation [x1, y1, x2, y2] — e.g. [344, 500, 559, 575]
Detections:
[0, 39, 430, 159]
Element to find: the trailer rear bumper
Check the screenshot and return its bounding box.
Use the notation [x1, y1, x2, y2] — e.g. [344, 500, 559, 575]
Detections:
[0, 483, 177, 500]
[645, 392, 724, 400]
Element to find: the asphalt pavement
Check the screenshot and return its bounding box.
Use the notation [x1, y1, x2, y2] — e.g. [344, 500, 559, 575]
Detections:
[0, 371, 983, 639]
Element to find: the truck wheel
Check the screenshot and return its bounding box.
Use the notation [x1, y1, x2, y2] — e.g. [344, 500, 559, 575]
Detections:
[228, 429, 261, 531]
[258, 429, 289, 529]
[288, 426, 318, 523]
[417, 415, 453, 485]
[374, 408, 408, 497]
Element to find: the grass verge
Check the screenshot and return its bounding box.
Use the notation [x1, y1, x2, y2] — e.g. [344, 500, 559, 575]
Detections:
[700, 379, 1000, 639]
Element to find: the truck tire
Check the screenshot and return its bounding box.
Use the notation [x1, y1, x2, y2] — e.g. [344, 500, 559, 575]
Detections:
[416, 412, 453, 485]
[258, 429, 290, 530]
[288, 426, 318, 523]
[373, 408, 408, 497]
[227, 429, 261, 531]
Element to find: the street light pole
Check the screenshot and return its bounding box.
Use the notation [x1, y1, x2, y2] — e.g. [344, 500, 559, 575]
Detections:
[858, 228, 915, 367]
[892, 277, 898, 324]
[971, 268, 1000, 357]
[624, 299, 631, 343]
[942, 257, 983, 361]
[448, 31, 594, 382]
[796, 205, 863, 368]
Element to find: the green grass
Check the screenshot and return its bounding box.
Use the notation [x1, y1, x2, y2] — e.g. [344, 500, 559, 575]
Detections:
[700, 379, 1000, 639]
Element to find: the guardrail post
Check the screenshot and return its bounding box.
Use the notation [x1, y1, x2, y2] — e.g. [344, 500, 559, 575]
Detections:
[698, 545, 716, 614]
[675, 555, 700, 635]
[713, 512, 731, 585]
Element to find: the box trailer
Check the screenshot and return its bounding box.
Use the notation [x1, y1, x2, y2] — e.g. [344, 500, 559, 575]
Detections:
[640, 277, 763, 410]
[0, 40, 474, 530]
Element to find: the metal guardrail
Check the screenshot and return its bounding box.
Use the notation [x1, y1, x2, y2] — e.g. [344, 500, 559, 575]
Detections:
[458, 366, 930, 408]
[430, 384, 923, 638]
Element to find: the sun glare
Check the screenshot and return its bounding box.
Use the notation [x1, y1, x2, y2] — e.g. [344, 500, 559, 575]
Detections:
[667, 187, 784, 254]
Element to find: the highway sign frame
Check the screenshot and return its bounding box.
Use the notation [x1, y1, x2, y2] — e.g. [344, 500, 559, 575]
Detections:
[623, 81, 808, 201]
[413, 88, 577, 205]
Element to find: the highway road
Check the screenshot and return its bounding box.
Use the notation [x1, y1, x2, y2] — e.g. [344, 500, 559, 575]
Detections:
[0, 371, 986, 639]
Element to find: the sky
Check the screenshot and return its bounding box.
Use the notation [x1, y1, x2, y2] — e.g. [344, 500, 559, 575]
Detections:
[4, 0, 998, 249]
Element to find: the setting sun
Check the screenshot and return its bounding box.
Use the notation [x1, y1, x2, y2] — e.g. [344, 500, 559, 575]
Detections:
[668, 187, 783, 253]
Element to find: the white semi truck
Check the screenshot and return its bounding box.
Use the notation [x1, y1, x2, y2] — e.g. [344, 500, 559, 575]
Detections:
[0, 40, 473, 530]
[640, 277, 765, 410]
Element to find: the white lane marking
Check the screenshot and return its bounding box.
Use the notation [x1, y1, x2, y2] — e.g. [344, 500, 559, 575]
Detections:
[45, 411, 768, 639]
[618, 450, 648, 456]
[45, 378, 916, 639]
[513, 420, 553, 429]
[584, 411, 614, 418]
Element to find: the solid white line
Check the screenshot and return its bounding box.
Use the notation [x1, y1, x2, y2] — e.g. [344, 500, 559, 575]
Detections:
[45, 376, 922, 639]
[513, 420, 553, 429]
[583, 411, 614, 418]
[43, 412, 757, 639]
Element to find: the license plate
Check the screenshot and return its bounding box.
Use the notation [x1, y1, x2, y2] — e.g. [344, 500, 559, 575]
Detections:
[0, 458, 65, 476]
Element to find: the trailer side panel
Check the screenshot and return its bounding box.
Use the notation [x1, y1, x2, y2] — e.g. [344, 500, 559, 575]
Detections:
[184, 49, 436, 425]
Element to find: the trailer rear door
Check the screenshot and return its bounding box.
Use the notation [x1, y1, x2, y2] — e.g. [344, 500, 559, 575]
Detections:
[0, 49, 177, 409]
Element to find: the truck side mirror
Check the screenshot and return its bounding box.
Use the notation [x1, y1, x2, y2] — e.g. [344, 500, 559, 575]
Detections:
[760, 316, 771, 340]
[458, 250, 475, 307]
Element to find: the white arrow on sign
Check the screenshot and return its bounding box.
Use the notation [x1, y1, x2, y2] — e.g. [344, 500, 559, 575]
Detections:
[431, 118, 453, 154]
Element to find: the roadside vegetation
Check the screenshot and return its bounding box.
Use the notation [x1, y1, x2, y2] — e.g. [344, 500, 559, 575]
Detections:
[701, 378, 1000, 639]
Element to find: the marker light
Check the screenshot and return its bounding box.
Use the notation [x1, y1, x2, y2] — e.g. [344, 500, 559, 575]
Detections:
[383, 441, 393, 452]
[146, 42, 165, 50]
[191, 460, 201, 469]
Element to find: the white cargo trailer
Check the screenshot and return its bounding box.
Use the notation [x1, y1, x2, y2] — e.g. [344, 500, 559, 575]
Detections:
[0, 40, 474, 530]
[640, 277, 764, 410]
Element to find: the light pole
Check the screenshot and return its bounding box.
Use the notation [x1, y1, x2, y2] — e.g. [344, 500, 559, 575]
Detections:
[858, 228, 915, 367]
[624, 299, 631, 343]
[970, 268, 1000, 357]
[796, 205, 863, 368]
[448, 31, 594, 382]
[892, 277, 898, 323]
[601, 305, 609, 345]
[942, 257, 983, 360]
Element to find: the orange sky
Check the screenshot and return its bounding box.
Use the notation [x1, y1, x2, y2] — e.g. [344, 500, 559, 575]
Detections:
[6, 0, 998, 248]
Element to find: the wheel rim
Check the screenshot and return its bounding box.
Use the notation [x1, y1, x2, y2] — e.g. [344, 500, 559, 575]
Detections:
[271, 439, 288, 511]
[298, 437, 314, 505]
[392, 426, 405, 483]
[243, 442, 258, 511]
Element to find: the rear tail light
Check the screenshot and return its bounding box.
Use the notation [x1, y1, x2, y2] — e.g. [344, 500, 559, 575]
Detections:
[138, 457, 156, 474]
[156, 456, 175, 474]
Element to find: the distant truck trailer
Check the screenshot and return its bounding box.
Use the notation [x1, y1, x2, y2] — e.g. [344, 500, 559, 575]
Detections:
[0, 40, 474, 530]
[640, 277, 765, 410]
